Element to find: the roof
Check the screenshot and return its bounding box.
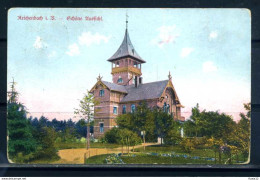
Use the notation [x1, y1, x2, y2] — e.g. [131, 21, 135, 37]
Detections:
[107, 29, 146, 63]
[102, 81, 127, 93]
[121, 80, 169, 102]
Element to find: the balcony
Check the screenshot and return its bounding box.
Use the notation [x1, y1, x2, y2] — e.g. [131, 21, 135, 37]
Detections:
[111, 66, 141, 75]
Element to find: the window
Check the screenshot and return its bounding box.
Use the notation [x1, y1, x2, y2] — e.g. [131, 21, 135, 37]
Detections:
[122, 105, 126, 114]
[163, 102, 167, 112]
[167, 104, 170, 114]
[131, 104, 136, 113]
[99, 89, 104, 97]
[99, 123, 104, 133]
[117, 77, 123, 83]
[113, 107, 118, 114]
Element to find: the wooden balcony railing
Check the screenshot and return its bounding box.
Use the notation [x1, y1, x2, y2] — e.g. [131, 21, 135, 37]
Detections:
[111, 66, 141, 75]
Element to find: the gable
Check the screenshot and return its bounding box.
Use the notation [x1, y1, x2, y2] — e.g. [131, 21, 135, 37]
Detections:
[160, 80, 183, 107]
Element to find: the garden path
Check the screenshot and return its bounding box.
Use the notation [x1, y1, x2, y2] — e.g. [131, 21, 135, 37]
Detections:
[53, 143, 158, 164]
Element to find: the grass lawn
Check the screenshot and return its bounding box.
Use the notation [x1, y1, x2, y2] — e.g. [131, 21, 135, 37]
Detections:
[85, 154, 112, 164]
[55, 142, 120, 150]
[121, 154, 215, 164]
[84, 153, 215, 164]
[135, 145, 247, 164]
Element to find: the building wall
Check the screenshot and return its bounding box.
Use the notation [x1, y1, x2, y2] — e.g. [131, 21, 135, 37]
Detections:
[111, 57, 142, 85]
[93, 85, 111, 138]
[93, 86, 127, 138]
[93, 81, 184, 138]
[119, 99, 158, 114]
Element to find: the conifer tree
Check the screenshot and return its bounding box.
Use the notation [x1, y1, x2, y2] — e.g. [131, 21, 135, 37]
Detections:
[7, 79, 37, 162]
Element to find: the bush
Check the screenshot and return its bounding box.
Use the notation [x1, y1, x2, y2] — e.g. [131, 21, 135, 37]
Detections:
[193, 137, 208, 148]
[180, 138, 195, 153]
[104, 127, 120, 144]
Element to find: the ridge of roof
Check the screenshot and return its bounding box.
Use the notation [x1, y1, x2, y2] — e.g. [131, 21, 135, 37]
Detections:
[107, 29, 146, 63]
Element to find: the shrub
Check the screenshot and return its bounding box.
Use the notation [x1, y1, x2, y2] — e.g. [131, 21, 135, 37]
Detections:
[193, 137, 208, 148]
[104, 127, 120, 144]
[180, 138, 195, 153]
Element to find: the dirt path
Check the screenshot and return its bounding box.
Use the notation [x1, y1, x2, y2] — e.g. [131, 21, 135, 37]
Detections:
[53, 143, 158, 164]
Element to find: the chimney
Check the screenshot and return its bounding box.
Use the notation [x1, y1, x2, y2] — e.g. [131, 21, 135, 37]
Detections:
[139, 77, 142, 84]
[134, 76, 138, 87]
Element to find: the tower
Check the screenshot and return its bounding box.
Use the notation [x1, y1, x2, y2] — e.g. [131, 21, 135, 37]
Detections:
[107, 17, 146, 86]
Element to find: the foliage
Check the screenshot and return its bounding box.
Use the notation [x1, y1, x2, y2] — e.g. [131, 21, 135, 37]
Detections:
[179, 138, 195, 153]
[117, 128, 142, 153]
[153, 108, 174, 145]
[164, 121, 182, 145]
[227, 103, 251, 161]
[33, 127, 60, 160]
[183, 120, 196, 137]
[104, 127, 121, 144]
[7, 80, 37, 162]
[190, 103, 201, 137]
[116, 101, 179, 144]
[74, 91, 99, 149]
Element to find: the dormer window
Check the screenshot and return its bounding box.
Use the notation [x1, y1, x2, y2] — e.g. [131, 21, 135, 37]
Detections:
[99, 89, 104, 97]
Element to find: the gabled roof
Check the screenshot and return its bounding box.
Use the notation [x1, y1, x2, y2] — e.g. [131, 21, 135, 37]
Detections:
[121, 80, 169, 102]
[102, 81, 127, 93]
[107, 29, 146, 63]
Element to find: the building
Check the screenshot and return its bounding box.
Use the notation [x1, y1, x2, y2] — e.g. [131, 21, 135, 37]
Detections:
[90, 22, 185, 138]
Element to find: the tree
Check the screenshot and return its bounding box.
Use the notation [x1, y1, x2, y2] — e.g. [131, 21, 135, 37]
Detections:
[190, 103, 201, 137]
[116, 101, 156, 144]
[183, 120, 196, 137]
[75, 119, 87, 138]
[74, 91, 99, 150]
[227, 103, 250, 162]
[33, 127, 59, 160]
[7, 79, 37, 162]
[117, 128, 141, 154]
[164, 120, 182, 145]
[153, 108, 173, 145]
[132, 101, 155, 148]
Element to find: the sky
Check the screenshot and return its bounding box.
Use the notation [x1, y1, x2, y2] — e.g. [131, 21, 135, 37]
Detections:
[8, 8, 251, 122]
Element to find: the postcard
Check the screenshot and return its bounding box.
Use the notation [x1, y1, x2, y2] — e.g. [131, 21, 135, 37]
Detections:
[7, 8, 251, 165]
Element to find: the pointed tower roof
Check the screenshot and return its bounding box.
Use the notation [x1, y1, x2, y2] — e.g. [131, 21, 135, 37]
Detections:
[107, 29, 146, 63]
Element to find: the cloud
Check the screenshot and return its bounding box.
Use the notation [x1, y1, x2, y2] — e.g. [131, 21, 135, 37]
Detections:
[180, 48, 194, 58]
[66, 43, 80, 56]
[33, 36, 47, 49]
[47, 50, 57, 59]
[78, 32, 111, 46]
[151, 25, 180, 48]
[209, 31, 218, 40]
[202, 61, 218, 73]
